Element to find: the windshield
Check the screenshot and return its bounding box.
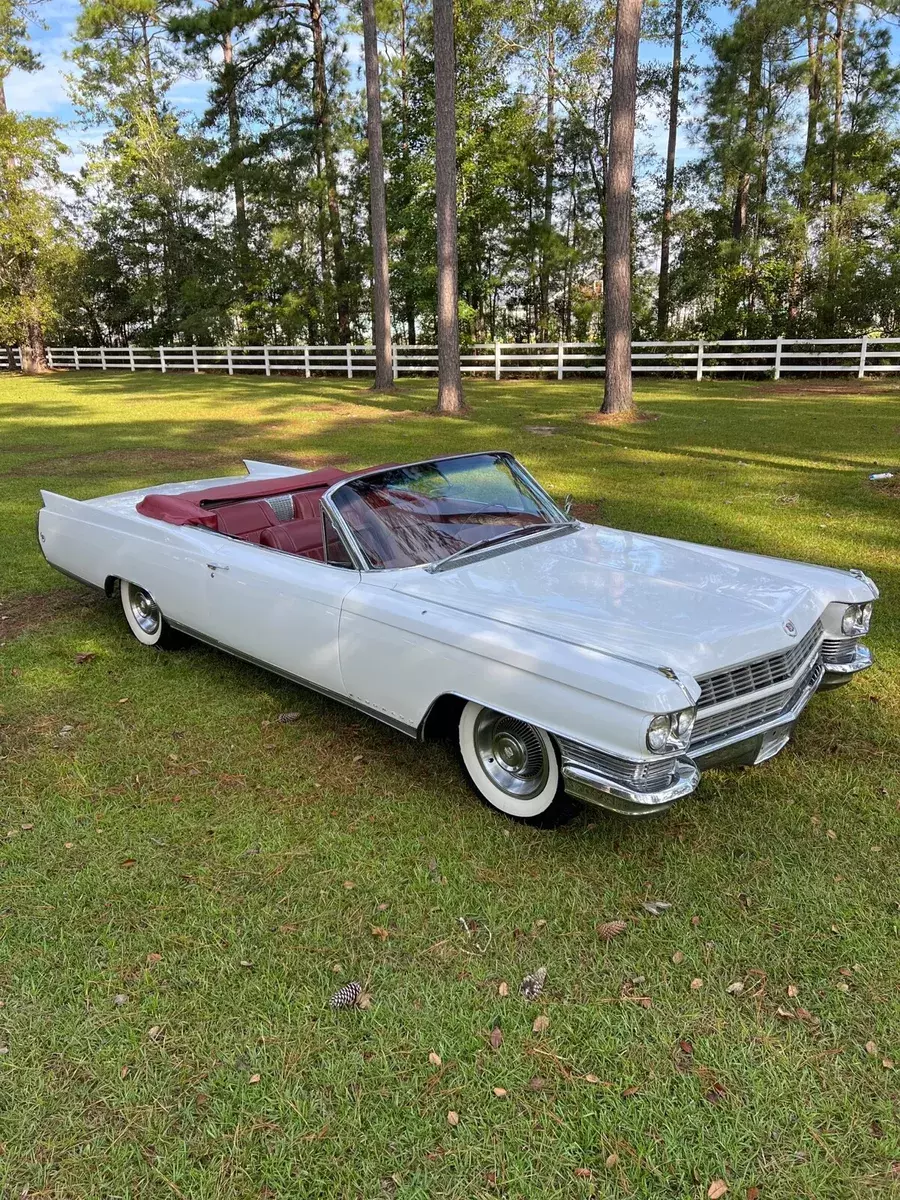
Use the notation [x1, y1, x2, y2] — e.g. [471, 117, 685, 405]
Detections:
[327, 453, 569, 569]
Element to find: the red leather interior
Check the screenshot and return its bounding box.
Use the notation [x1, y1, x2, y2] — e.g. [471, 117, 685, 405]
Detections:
[136, 465, 364, 561]
[215, 500, 278, 539]
[259, 517, 324, 558]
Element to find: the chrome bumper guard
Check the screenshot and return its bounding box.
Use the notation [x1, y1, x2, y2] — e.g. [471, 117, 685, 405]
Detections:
[561, 757, 700, 818]
[819, 643, 873, 689]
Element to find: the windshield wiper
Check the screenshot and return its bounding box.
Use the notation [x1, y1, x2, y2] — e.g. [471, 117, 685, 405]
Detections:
[426, 520, 577, 573]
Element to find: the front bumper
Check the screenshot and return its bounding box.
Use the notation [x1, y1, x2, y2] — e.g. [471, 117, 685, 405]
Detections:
[562, 758, 700, 818]
[819, 643, 873, 689]
[559, 638, 873, 817]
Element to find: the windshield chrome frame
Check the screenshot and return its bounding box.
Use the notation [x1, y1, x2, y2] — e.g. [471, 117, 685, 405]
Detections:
[320, 450, 571, 573]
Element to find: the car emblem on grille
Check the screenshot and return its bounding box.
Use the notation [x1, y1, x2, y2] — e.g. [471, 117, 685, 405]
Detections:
[784, 620, 797, 637]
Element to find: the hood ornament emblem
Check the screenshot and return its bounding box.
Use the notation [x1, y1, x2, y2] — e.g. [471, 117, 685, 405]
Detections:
[784, 620, 797, 638]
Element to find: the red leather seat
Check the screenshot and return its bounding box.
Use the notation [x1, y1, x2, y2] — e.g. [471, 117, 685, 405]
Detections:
[259, 517, 324, 558]
[216, 500, 278, 540]
[292, 488, 329, 521]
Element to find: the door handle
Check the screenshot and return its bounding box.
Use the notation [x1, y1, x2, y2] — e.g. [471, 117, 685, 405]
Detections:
[207, 563, 230, 572]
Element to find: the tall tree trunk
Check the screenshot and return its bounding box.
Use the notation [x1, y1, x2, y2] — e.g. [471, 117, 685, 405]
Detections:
[0, 80, 49, 374]
[361, 0, 394, 390]
[656, 0, 682, 338]
[601, 0, 642, 416]
[789, 4, 826, 328]
[824, 0, 845, 334]
[433, 0, 464, 414]
[222, 29, 250, 293]
[538, 29, 555, 341]
[309, 0, 351, 342]
[732, 39, 762, 243]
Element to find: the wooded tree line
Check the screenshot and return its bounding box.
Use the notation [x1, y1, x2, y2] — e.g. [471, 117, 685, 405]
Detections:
[4, 0, 900, 367]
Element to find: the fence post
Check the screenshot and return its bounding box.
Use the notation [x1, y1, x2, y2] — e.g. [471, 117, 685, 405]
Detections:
[346, 344, 353, 379]
[392, 343, 398, 382]
[192, 345, 199, 375]
[696, 339, 704, 381]
[46, 347, 54, 368]
[303, 346, 310, 379]
[557, 342, 564, 381]
[773, 335, 783, 380]
[128, 345, 135, 372]
[100, 345, 107, 371]
[226, 345, 233, 376]
[858, 335, 868, 379]
[73, 346, 80, 370]
[263, 345, 270, 377]
[494, 342, 501, 380]
[159, 345, 166, 374]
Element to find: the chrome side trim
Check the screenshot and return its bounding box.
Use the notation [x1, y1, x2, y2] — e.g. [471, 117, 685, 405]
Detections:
[562, 759, 700, 818]
[166, 621, 420, 739]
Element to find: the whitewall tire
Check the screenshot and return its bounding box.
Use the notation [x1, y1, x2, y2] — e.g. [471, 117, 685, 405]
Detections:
[119, 581, 182, 650]
[458, 701, 565, 822]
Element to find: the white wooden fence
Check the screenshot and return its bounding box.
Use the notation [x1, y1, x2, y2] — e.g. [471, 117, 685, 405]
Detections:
[2, 336, 898, 379]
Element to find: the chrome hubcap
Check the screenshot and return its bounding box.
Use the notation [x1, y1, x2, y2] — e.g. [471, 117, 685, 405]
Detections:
[473, 709, 549, 799]
[130, 587, 160, 635]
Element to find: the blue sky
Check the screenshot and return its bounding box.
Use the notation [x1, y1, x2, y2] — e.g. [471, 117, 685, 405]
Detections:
[9, 0, 724, 177]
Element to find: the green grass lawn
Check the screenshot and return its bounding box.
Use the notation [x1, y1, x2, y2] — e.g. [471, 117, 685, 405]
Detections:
[1, 370, 898, 1200]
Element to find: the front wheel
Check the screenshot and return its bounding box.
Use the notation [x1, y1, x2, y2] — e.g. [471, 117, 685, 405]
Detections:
[458, 701, 570, 823]
[119, 580, 184, 650]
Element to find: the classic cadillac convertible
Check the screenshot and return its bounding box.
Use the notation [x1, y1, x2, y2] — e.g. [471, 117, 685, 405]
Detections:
[37, 452, 877, 822]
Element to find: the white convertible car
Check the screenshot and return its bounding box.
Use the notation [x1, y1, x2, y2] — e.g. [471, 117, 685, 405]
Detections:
[37, 451, 877, 822]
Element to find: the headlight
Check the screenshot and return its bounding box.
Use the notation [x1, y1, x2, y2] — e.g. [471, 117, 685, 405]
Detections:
[841, 602, 872, 636]
[647, 708, 695, 753]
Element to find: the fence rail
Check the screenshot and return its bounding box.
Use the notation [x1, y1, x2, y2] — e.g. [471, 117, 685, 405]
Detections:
[3, 336, 899, 379]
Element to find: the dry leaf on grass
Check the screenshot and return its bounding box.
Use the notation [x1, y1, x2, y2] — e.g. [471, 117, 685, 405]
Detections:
[147, 1025, 164, 1042]
[446, 1110, 459, 1127]
[596, 920, 628, 941]
[672, 950, 684, 964]
[492, 1087, 507, 1098]
[428, 1052, 442, 1067]
[865, 1040, 878, 1055]
[74, 652, 96, 664]
[532, 1014, 550, 1034]
[691, 977, 703, 991]
[371, 926, 390, 940]
[726, 981, 744, 995]
[605, 1153, 619, 1168]
[248, 1073, 261, 1084]
[498, 981, 509, 997]
[641, 899, 672, 916]
[489, 1025, 503, 1051]
[787, 983, 799, 997]
[573, 1168, 592, 1179]
[707, 1181, 729, 1199]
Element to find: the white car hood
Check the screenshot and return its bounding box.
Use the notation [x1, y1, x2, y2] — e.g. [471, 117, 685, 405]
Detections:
[390, 525, 836, 679]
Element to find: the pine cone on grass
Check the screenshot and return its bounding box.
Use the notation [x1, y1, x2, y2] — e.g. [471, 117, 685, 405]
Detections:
[329, 981, 362, 1009]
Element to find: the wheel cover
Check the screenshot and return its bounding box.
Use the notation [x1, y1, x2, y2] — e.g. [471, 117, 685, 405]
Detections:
[472, 709, 550, 799]
[129, 587, 161, 636]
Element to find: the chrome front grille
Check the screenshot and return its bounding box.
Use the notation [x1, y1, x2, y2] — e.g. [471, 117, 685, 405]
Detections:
[822, 636, 860, 665]
[693, 660, 825, 747]
[697, 620, 823, 708]
[556, 738, 677, 793]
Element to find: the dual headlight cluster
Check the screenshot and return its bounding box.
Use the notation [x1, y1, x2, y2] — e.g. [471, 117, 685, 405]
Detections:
[647, 708, 695, 754]
[841, 601, 873, 637]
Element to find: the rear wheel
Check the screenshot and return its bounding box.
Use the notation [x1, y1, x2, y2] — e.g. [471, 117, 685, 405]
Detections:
[119, 580, 184, 650]
[458, 701, 569, 823]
